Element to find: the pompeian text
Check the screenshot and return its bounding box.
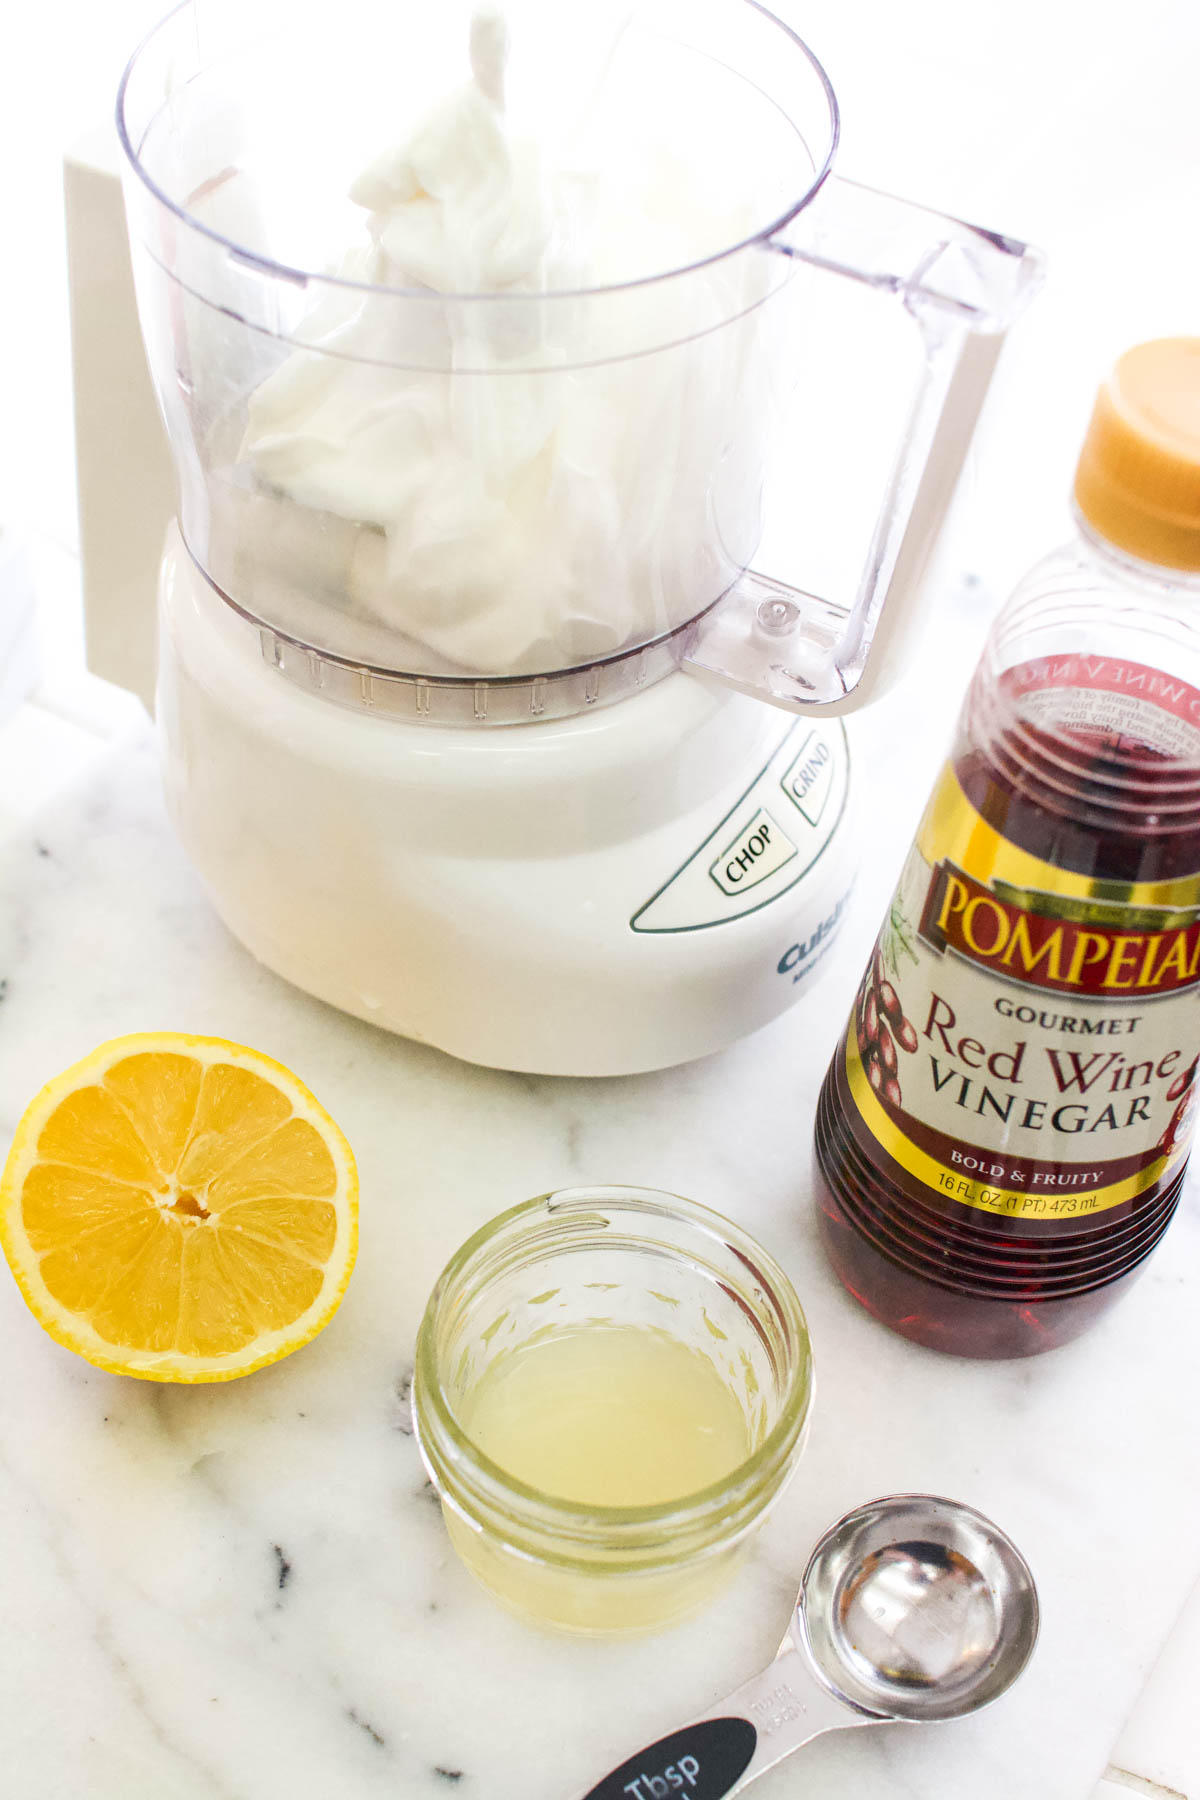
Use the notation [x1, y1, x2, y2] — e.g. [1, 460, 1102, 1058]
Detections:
[920, 863, 1200, 998]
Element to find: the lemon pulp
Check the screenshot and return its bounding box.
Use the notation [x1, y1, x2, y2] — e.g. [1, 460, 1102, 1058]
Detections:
[0, 1034, 357, 1381]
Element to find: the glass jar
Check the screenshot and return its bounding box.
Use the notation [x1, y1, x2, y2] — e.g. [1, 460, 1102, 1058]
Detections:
[412, 1186, 813, 1635]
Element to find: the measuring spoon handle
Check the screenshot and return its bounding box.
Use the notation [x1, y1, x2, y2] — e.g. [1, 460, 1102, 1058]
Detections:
[569, 1646, 863, 1800]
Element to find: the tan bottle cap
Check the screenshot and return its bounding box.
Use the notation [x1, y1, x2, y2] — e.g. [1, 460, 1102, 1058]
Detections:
[1074, 337, 1200, 570]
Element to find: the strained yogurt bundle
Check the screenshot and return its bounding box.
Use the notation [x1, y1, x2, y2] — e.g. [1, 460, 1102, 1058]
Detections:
[240, 5, 774, 676]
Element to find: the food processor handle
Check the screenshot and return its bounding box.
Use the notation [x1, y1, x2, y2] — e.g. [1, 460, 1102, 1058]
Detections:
[681, 176, 1044, 716]
[564, 1644, 867, 1799]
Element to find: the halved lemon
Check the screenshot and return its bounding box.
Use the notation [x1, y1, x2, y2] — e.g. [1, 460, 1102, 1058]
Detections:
[0, 1034, 358, 1382]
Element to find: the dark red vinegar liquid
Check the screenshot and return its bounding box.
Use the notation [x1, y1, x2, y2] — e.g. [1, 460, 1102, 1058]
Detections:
[815, 694, 1200, 1358]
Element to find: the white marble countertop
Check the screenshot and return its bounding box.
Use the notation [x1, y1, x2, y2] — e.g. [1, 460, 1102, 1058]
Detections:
[1, 675, 1198, 1800]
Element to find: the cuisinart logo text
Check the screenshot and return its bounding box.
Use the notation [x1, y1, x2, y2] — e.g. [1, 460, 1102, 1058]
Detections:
[777, 891, 851, 984]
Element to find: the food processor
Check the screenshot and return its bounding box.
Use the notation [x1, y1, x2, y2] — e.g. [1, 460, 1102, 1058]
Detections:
[114, 0, 1040, 1075]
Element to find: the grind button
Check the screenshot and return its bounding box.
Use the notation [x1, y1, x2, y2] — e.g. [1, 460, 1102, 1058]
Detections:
[709, 809, 797, 898]
[782, 730, 836, 826]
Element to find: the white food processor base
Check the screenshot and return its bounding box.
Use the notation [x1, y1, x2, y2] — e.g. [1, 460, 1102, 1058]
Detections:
[158, 530, 857, 1076]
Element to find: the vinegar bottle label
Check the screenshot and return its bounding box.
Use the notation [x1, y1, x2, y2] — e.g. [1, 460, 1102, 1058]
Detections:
[838, 759, 1200, 1225]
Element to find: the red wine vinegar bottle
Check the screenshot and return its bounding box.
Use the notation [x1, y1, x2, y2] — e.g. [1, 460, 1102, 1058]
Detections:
[815, 338, 1200, 1357]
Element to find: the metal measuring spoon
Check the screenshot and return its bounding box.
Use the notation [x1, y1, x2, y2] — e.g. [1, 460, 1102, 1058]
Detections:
[574, 1494, 1039, 1800]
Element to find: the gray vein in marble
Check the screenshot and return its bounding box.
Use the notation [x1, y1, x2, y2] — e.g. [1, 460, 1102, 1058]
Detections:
[0, 1448, 240, 1800]
[347, 1708, 387, 1749]
[4, 1412, 452, 1796]
[395, 1369, 414, 1433]
[88, 1599, 244, 1800]
[62, 1352, 455, 1791]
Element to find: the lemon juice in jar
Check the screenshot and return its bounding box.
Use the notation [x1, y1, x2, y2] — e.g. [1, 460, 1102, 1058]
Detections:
[458, 1323, 753, 1506]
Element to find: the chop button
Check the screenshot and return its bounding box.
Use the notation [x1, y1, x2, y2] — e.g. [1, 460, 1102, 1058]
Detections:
[708, 808, 797, 898]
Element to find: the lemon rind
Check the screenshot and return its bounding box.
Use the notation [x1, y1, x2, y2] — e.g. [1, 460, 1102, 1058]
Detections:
[0, 1033, 359, 1384]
